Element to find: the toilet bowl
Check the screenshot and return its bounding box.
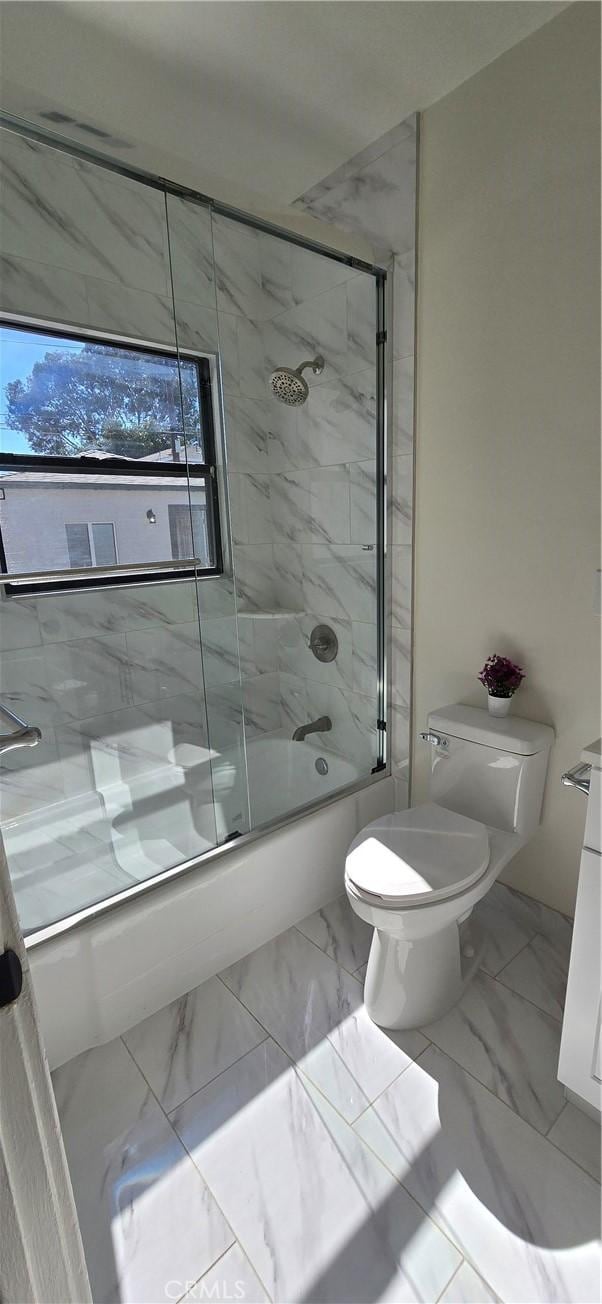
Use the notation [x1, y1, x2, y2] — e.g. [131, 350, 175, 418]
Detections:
[345, 703, 554, 1029]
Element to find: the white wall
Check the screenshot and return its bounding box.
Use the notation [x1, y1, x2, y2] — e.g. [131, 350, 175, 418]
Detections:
[413, 2, 601, 915]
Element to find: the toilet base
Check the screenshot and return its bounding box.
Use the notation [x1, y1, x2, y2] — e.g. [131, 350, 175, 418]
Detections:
[363, 917, 484, 1030]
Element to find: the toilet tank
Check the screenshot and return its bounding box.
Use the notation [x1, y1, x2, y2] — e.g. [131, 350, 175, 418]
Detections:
[426, 704, 554, 836]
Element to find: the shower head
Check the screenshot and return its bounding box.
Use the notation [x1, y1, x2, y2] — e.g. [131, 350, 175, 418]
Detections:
[270, 355, 324, 406]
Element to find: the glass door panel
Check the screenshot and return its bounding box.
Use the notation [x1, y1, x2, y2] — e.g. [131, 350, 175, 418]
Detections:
[209, 211, 381, 828]
[0, 127, 220, 934]
[164, 191, 251, 844]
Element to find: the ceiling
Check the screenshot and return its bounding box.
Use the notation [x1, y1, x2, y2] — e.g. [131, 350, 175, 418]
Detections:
[0, 1, 570, 209]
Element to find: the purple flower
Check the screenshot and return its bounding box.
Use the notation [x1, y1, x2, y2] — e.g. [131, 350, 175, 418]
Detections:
[478, 654, 525, 698]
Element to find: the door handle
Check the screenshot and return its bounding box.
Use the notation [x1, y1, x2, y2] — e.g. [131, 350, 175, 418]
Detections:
[0, 702, 42, 755]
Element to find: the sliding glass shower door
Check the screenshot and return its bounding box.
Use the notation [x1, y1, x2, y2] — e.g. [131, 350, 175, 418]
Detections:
[0, 116, 385, 940]
[0, 126, 242, 935]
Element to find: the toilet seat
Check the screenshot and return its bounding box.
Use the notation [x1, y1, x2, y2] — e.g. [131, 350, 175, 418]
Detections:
[345, 802, 490, 907]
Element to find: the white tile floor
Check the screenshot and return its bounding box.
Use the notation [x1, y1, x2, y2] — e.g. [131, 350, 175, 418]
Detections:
[53, 883, 601, 1304]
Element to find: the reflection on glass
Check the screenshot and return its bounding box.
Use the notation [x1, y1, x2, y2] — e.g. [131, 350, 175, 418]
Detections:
[0, 323, 203, 461]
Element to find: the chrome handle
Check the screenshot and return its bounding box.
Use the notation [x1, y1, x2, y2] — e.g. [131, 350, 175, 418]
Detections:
[561, 762, 591, 795]
[0, 703, 42, 756]
[420, 731, 449, 749]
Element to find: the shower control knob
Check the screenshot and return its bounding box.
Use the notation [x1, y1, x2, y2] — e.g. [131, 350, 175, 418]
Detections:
[309, 624, 338, 663]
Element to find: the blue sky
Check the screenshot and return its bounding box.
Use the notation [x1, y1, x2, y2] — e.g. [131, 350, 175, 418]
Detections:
[0, 326, 83, 455]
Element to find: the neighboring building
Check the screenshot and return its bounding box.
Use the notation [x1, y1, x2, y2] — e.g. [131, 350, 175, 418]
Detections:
[0, 460, 210, 576]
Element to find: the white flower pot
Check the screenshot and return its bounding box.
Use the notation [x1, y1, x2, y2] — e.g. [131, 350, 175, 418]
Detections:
[488, 693, 512, 717]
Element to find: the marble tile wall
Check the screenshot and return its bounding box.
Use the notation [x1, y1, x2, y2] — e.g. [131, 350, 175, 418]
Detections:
[202, 208, 384, 774]
[295, 114, 417, 777]
[0, 117, 415, 926]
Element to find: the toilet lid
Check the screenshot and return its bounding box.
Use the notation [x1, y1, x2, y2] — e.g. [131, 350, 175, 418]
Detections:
[346, 802, 490, 906]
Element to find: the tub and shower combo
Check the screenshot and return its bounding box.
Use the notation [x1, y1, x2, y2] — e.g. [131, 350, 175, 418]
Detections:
[0, 116, 393, 1066]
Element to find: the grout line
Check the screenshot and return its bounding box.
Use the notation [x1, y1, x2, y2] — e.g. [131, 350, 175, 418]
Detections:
[435, 1258, 501, 1303]
[434, 1259, 465, 1303]
[348, 1046, 465, 1266]
[173, 1119, 274, 1304]
[216, 938, 427, 1126]
[166, 1031, 271, 1116]
[120, 1033, 178, 1121]
[543, 1104, 602, 1184]
[494, 968, 563, 1024]
[415, 1041, 597, 1178]
[126, 1013, 275, 1300]
[545, 1099, 567, 1137]
[349, 1036, 594, 1279]
[216, 970, 372, 1124]
[292, 919, 370, 981]
[415, 1018, 563, 1138]
[544, 1134, 602, 1185]
[484, 931, 536, 979]
[290, 1052, 463, 1291]
[363, 1035, 566, 1163]
[117, 1037, 249, 1297]
[351, 1041, 433, 1129]
[486, 967, 563, 1026]
[175, 1244, 243, 1304]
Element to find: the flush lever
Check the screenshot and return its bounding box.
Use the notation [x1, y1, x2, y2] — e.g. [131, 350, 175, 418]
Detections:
[420, 731, 449, 749]
[560, 761, 591, 795]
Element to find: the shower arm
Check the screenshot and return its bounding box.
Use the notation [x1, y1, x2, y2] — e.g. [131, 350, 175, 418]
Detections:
[296, 356, 324, 376]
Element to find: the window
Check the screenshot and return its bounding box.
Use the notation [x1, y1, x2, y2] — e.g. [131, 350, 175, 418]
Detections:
[168, 504, 209, 562]
[65, 522, 117, 569]
[0, 321, 222, 594]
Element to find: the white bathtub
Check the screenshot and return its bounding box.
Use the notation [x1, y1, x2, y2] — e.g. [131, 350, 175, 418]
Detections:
[247, 735, 360, 827]
[28, 768, 399, 1069]
[105, 733, 361, 874]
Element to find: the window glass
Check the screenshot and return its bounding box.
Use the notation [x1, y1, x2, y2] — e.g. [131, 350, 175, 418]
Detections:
[65, 523, 92, 569]
[91, 522, 117, 567]
[0, 323, 220, 590]
[0, 325, 203, 462]
[168, 504, 209, 563]
[0, 469, 214, 578]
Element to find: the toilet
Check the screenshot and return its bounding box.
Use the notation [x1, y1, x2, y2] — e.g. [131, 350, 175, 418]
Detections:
[345, 703, 554, 1029]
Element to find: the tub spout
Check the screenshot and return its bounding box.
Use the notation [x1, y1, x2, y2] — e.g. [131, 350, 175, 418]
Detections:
[292, 715, 332, 742]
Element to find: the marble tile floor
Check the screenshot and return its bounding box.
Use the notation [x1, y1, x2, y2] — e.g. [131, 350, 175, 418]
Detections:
[53, 883, 601, 1304]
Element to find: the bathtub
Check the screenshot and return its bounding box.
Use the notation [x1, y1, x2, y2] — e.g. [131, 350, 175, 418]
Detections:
[247, 735, 360, 827]
[8, 732, 359, 936]
[27, 755, 399, 1069]
[103, 733, 362, 876]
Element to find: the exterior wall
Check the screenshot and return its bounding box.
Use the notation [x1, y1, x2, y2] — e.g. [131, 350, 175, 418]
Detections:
[0, 480, 205, 573]
[413, 3, 600, 915]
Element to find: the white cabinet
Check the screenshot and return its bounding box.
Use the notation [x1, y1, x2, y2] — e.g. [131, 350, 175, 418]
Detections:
[558, 742, 602, 1117]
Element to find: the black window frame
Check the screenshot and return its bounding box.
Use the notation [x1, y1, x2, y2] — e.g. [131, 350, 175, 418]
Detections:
[0, 319, 223, 596]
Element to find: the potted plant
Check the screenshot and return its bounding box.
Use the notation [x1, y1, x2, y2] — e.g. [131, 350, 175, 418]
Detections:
[478, 654, 525, 716]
